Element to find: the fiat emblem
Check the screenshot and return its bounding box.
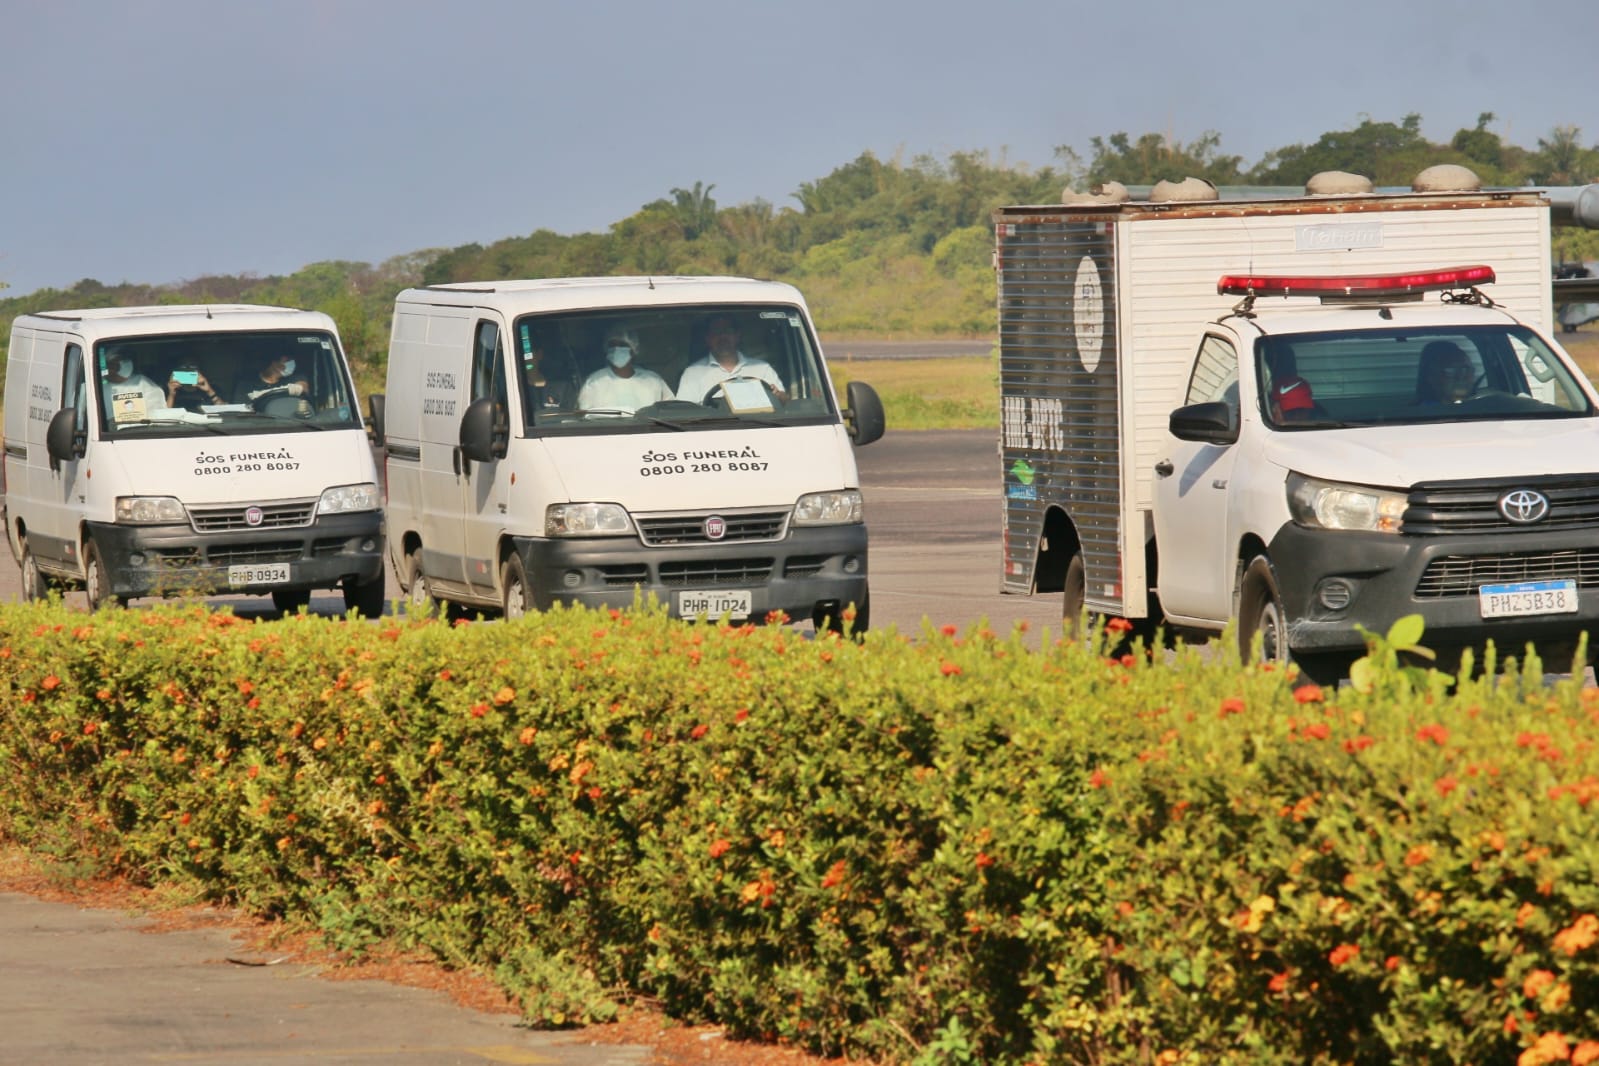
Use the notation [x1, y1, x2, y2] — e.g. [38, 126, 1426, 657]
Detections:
[704, 515, 727, 540]
[245, 506, 264, 527]
[1498, 489, 1549, 525]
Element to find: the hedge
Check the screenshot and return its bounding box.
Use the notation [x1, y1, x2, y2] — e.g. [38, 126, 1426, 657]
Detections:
[0, 600, 1596, 1065]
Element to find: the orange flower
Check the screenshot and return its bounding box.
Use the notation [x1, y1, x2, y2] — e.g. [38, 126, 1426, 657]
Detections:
[1571, 1040, 1599, 1066]
[1328, 943, 1359, 967]
[1268, 971, 1290, 993]
[975, 851, 995, 868]
[1404, 845, 1433, 867]
[690, 723, 710, 739]
[1106, 617, 1133, 633]
[1293, 684, 1324, 704]
[708, 838, 731, 859]
[1416, 723, 1451, 746]
[41, 675, 60, 691]
[940, 660, 962, 676]
[1519, 1032, 1571, 1066]
[519, 727, 537, 746]
[1385, 956, 1402, 971]
[1088, 769, 1110, 789]
[493, 686, 516, 705]
[1524, 969, 1557, 1000]
[1435, 775, 1459, 797]
[1219, 697, 1246, 717]
[1554, 913, 1599, 956]
[1343, 734, 1376, 753]
[820, 860, 847, 889]
[1302, 722, 1330, 741]
[470, 703, 488, 718]
[940, 624, 958, 637]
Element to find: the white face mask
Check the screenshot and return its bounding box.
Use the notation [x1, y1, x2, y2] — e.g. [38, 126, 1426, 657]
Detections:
[112, 358, 133, 379]
[606, 346, 632, 369]
[280, 359, 296, 376]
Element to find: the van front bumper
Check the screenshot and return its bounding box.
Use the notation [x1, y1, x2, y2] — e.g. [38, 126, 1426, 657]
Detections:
[516, 524, 868, 623]
[1268, 522, 1599, 657]
[86, 512, 385, 600]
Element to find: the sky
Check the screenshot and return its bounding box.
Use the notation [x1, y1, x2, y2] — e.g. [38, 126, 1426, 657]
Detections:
[4, 0, 1595, 297]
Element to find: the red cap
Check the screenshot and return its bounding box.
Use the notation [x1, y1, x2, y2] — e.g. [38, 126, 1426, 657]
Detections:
[1274, 376, 1314, 413]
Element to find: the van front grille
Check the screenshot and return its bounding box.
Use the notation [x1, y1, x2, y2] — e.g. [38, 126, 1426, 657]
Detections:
[636, 510, 789, 546]
[1415, 549, 1599, 598]
[189, 500, 318, 533]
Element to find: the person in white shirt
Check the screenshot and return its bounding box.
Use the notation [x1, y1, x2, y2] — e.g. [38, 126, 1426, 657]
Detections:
[101, 351, 169, 422]
[577, 329, 673, 413]
[675, 315, 787, 403]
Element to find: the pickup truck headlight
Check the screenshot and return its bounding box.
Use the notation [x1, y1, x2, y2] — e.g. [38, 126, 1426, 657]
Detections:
[547, 502, 634, 537]
[1287, 472, 1406, 533]
[793, 489, 864, 526]
[318, 483, 381, 515]
[114, 496, 187, 524]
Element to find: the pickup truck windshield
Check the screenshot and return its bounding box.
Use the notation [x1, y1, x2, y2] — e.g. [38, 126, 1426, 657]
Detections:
[512, 304, 836, 434]
[97, 330, 361, 439]
[1256, 325, 1595, 429]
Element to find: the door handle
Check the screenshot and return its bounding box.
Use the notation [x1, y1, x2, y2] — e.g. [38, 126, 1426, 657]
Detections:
[1154, 459, 1174, 477]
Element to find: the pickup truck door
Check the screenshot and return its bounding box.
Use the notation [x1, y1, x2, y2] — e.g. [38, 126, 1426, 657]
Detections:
[1152, 335, 1241, 624]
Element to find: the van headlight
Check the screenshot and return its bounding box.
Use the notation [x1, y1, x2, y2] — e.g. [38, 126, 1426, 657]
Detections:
[793, 489, 864, 526]
[547, 502, 634, 537]
[115, 496, 187, 524]
[1287, 472, 1406, 533]
[318, 483, 381, 514]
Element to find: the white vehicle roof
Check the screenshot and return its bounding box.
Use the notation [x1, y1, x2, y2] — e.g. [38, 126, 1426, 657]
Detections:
[398, 275, 810, 315]
[14, 304, 336, 340]
[1227, 298, 1528, 336]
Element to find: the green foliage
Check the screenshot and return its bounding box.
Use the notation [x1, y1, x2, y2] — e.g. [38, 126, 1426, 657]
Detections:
[4, 603, 1599, 1063]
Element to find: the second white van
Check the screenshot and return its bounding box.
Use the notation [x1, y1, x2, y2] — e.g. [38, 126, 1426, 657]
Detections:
[374, 276, 883, 630]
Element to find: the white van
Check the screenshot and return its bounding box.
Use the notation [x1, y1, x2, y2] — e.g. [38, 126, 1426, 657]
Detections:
[374, 276, 884, 629]
[3, 305, 386, 614]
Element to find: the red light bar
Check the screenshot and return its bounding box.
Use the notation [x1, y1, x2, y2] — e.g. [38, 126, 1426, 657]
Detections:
[1217, 265, 1496, 297]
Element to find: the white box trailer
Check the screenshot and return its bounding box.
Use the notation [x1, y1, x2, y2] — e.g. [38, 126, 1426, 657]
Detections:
[994, 179, 1589, 676]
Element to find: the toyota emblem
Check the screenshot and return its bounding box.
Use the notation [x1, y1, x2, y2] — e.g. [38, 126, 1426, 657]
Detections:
[1498, 489, 1550, 524]
[704, 515, 727, 540]
[244, 506, 264, 527]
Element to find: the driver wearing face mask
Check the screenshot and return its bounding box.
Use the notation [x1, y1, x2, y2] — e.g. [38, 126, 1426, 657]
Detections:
[102, 349, 168, 421]
[576, 328, 673, 413]
[233, 352, 310, 404]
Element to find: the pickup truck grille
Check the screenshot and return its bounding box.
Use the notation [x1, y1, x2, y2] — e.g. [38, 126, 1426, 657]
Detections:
[1415, 548, 1599, 598]
[1404, 476, 1599, 534]
[636, 509, 789, 546]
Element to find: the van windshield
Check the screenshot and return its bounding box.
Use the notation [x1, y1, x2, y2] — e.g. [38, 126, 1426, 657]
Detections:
[1255, 325, 1596, 429]
[96, 330, 362, 438]
[512, 304, 837, 434]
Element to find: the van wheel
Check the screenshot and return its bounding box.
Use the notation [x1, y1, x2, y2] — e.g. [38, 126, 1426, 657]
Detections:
[342, 574, 386, 618]
[272, 589, 312, 615]
[407, 548, 441, 616]
[83, 541, 124, 610]
[20, 544, 49, 603]
[501, 555, 531, 620]
[1238, 555, 1289, 665]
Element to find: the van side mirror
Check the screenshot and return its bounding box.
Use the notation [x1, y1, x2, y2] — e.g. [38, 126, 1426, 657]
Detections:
[844, 381, 885, 446]
[1169, 401, 1238, 445]
[45, 407, 86, 470]
[367, 393, 386, 447]
[459, 396, 507, 463]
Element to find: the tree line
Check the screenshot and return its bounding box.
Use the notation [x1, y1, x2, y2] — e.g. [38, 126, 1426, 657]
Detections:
[3, 114, 1596, 376]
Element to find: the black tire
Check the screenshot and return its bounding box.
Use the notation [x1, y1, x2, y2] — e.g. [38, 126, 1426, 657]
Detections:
[83, 540, 124, 610]
[272, 588, 312, 615]
[1237, 555, 1289, 665]
[501, 554, 530, 620]
[342, 574, 386, 618]
[19, 544, 49, 603]
[406, 548, 441, 616]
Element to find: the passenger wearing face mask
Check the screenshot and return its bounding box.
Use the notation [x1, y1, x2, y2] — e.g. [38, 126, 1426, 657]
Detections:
[102, 350, 168, 422]
[576, 329, 673, 413]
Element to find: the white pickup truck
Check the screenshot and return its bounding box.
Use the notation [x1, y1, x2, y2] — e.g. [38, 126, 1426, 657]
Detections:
[995, 168, 1599, 681]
